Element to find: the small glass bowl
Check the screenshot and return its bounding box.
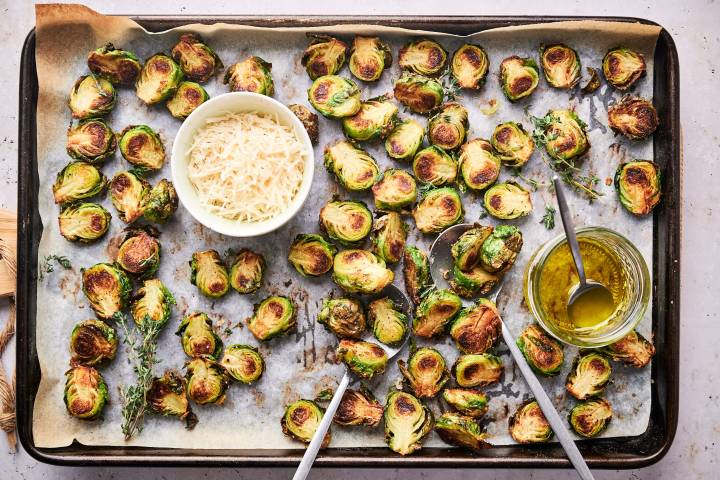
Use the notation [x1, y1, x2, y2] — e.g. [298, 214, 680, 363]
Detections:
[523, 227, 650, 348]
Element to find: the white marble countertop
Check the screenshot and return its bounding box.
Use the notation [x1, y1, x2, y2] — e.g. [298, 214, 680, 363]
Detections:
[1, 1, 718, 479]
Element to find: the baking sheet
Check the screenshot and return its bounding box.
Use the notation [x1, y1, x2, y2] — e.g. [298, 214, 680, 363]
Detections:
[32, 4, 660, 449]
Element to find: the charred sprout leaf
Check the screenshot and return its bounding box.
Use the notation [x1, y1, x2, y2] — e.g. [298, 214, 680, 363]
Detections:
[566, 352, 612, 400]
[141, 179, 179, 223]
[450, 264, 501, 298]
[450, 298, 501, 354]
[337, 339, 388, 379]
[248, 296, 296, 341]
[229, 249, 265, 294]
[435, 412, 491, 452]
[402, 246, 431, 305]
[413, 288, 462, 338]
[517, 324, 564, 376]
[372, 169, 418, 211]
[615, 160, 662, 215]
[59, 202, 111, 243]
[147, 370, 196, 428]
[282, 399, 331, 447]
[399, 347, 449, 398]
[116, 227, 161, 278]
[500, 56, 539, 102]
[372, 212, 408, 264]
[136, 54, 183, 105]
[600, 329, 655, 368]
[224, 56, 274, 95]
[110, 170, 150, 223]
[69, 319, 118, 366]
[81, 263, 132, 320]
[427, 102, 468, 151]
[398, 38, 447, 76]
[319, 200, 373, 246]
[119, 125, 165, 171]
[384, 390, 433, 455]
[64, 366, 108, 420]
[569, 398, 612, 438]
[176, 312, 223, 359]
[66, 119, 117, 163]
[334, 387, 383, 427]
[413, 187, 463, 234]
[412, 145, 458, 186]
[608, 96, 659, 140]
[367, 297, 408, 347]
[602, 47, 646, 91]
[324, 140, 379, 191]
[332, 249, 394, 295]
[302, 34, 348, 80]
[451, 44, 489, 90]
[393, 72, 445, 114]
[317, 297, 367, 339]
[87, 43, 142, 85]
[53, 161, 106, 205]
[69, 75, 116, 119]
[491, 122, 534, 168]
[171, 33, 222, 83]
[342, 95, 398, 141]
[288, 104, 320, 145]
[458, 139, 501, 191]
[451, 225, 493, 272]
[509, 399, 553, 443]
[540, 44, 581, 89]
[442, 388, 489, 418]
[184, 356, 229, 405]
[131, 278, 175, 331]
[453, 353, 503, 388]
[541, 205, 556, 230]
[385, 119, 425, 161]
[190, 250, 230, 298]
[315, 389, 334, 403]
[349, 36, 392, 82]
[480, 224, 522, 274]
[483, 182, 533, 220]
[166, 81, 208, 118]
[480, 99, 499, 116]
[307, 75, 362, 118]
[581, 67, 601, 94]
[288, 233, 337, 276]
[220, 344, 264, 384]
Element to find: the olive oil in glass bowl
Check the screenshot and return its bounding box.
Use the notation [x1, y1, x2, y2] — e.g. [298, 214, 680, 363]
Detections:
[523, 227, 650, 348]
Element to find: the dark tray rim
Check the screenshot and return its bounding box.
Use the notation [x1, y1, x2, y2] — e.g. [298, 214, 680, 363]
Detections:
[16, 14, 680, 469]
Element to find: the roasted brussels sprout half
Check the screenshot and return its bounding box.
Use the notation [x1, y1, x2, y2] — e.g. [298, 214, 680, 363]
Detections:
[323, 140, 379, 191]
[332, 250, 394, 295]
[384, 390, 433, 455]
[69, 75, 116, 119]
[566, 352, 612, 400]
[302, 34, 348, 80]
[542, 109, 590, 161]
[600, 329, 655, 368]
[372, 212, 407, 264]
[53, 162, 106, 205]
[58, 202, 111, 243]
[337, 339, 388, 379]
[484, 182, 533, 220]
[442, 388, 488, 418]
[147, 370, 196, 426]
[141, 179, 179, 224]
[451, 225, 493, 272]
[384, 119, 424, 161]
[348, 36, 392, 82]
[413, 187, 463, 234]
[372, 169, 418, 211]
[615, 160, 662, 215]
[136, 54, 184, 105]
[451, 44, 489, 90]
[288, 233, 337, 276]
[480, 224, 522, 273]
[131, 278, 175, 331]
[248, 296, 296, 341]
[509, 399, 553, 443]
[412, 146, 458, 186]
[413, 288, 462, 338]
[288, 104, 320, 145]
[450, 264, 501, 298]
[220, 344, 264, 384]
[81, 262, 131, 320]
[69, 319, 118, 366]
[367, 297, 408, 347]
[334, 387, 383, 427]
[176, 312, 223, 359]
[64, 366, 108, 420]
[66, 119, 117, 163]
[166, 81, 208, 118]
[458, 139, 501, 191]
[171, 33, 222, 83]
[229, 249, 265, 294]
[116, 227, 161, 278]
[110, 170, 150, 223]
[398, 38, 447, 76]
[603, 47, 646, 90]
[282, 399, 331, 447]
[453, 353, 503, 388]
[608, 96, 659, 140]
[399, 347, 449, 398]
[118, 125, 165, 171]
[393, 73, 444, 114]
[435, 412, 491, 452]
[500, 56, 539, 101]
[308, 75, 362, 118]
[569, 398, 612, 438]
[342, 95, 398, 141]
[224, 56, 274, 95]
[317, 297, 367, 339]
[450, 299, 501, 354]
[427, 102, 468, 151]
[184, 356, 229, 405]
[540, 44, 581, 89]
[490, 122, 534, 168]
[190, 250, 230, 298]
[319, 200, 373, 245]
[87, 43, 142, 85]
[402, 246, 431, 305]
[517, 324, 564, 376]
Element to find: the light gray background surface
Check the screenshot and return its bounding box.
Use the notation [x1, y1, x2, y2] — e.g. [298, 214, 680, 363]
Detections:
[1, 0, 718, 479]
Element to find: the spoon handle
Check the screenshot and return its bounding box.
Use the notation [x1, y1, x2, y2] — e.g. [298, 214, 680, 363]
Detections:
[553, 176, 587, 285]
[292, 371, 351, 480]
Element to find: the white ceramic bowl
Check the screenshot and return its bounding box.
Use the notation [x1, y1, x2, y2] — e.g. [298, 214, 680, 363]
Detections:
[171, 92, 315, 237]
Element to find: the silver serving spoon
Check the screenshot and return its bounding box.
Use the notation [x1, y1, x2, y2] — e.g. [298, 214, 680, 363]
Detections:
[292, 284, 412, 480]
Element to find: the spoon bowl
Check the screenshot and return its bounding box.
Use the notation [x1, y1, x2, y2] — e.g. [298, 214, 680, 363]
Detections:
[363, 283, 414, 361]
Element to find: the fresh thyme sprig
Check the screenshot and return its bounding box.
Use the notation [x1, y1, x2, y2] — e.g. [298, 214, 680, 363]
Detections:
[39, 254, 71, 280]
[541, 205, 556, 230]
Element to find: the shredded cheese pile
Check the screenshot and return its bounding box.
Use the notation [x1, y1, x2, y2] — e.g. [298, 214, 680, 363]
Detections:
[186, 111, 307, 223]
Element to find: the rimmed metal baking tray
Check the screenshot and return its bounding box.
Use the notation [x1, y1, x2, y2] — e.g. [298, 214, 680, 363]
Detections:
[16, 15, 680, 468]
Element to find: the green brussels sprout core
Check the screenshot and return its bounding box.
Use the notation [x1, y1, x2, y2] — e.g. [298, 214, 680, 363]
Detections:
[66, 119, 117, 163]
[131, 278, 175, 332]
[483, 182, 533, 220]
[372, 212, 408, 264]
[372, 169, 418, 211]
[442, 388, 489, 418]
[450, 264, 501, 298]
[385, 119, 425, 161]
[116, 227, 161, 278]
[398, 39, 447, 76]
[480, 224, 523, 273]
[87, 43, 141, 85]
[141, 179, 179, 224]
[282, 399, 331, 447]
[334, 388, 383, 427]
[336, 339, 388, 379]
[412, 146, 458, 186]
[402, 246, 431, 305]
[499, 56, 539, 102]
[69, 75, 116, 119]
[608, 96, 659, 140]
[288, 233, 337, 276]
[435, 412, 491, 452]
[176, 312, 223, 359]
[399, 347, 449, 398]
[491, 122, 535, 168]
[190, 250, 230, 298]
[451, 225, 493, 272]
[81, 263, 131, 320]
[224, 56, 274, 95]
[323, 140, 379, 191]
[59, 202, 111, 243]
[288, 104, 320, 145]
[603, 47, 646, 90]
[427, 102, 468, 151]
[166, 81, 209, 119]
[53, 161, 106, 205]
[64, 366, 108, 420]
[171, 33, 223, 83]
[569, 398, 613, 438]
[332, 250, 394, 294]
[566, 352, 612, 400]
[69, 319, 118, 366]
[220, 344, 265, 384]
[517, 324, 565, 376]
[342, 96, 398, 141]
[119, 125, 166, 171]
[413, 288, 462, 338]
[393, 73, 444, 114]
[110, 170, 150, 223]
[458, 139, 501, 191]
[450, 299, 501, 354]
[367, 297, 408, 347]
[453, 353, 503, 388]
[349, 36, 392, 82]
[317, 297, 367, 339]
[147, 371, 196, 427]
[308, 75, 362, 118]
[540, 44, 581, 89]
[542, 110, 590, 161]
[615, 160, 662, 216]
[509, 399, 553, 443]
[248, 296, 296, 341]
[302, 34, 348, 80]
[229, 249, 265, 294]
[451, 44, 489, 90]
[136, 54, 184, 105]
[600, 329, 655, 368]
[319, 200, 373, 245]
[384, 390, 434, 455]
[413, 187, 464, 234]
[184, 357, 229, 405]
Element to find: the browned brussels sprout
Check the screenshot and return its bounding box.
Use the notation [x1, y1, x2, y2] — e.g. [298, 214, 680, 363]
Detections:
[288, 233, 337, 276]
[229, 249, 265, 294]
[450, 264, 501, 298]
[337, 339, 388, 379]
[166, 81, 208, 119]
[509, 399, 553, 443]
[450, 225, 493, 272]
[220, 344, 264, 384]
[116, 227, 161, 278]
[131, 278, 175, 331]
[136, 54, 184, 105]
[412, 146, 457, 186]
[119, 125, 165, 171]
[385, 119, 425, 161]
[393, 73, 444, 114]
[615, 160, 662, 215]
[248, 296, 296, 341]
[110, 170, 150, 223]
[453, 353, 503, 388]
[288, 104, 320, 145]
[608, 96, 659, 140]
[184, 356, 229, 405]
[64, 366, 108, 420]
[66, 119, 117, 163]
[81, 263, 132, 320]
[569, 398, 612, 438]
[499, 56, 539, 102]
[480, 225, 523, 273]
[53, 161, 106, 205]
[348, 36, 392, 82]
[435, 412, 491, 452]
[282, 399, 331, 447]
[319, 200, 373, 245]
[334, 387, 383, 427]
[332, 250, 394, 295]
[384, 390, 433, 455]
[69, 319, 118, 366]
[87, 43, 141, 85]
[302, 34, 348, 80]
[442, 388, 489, 418]
[458, 139, 501, 191]
[516, 324, 564, 376]
[59, 202, 111, 243]
[449, 299, 501, 354]
[413, 187, 463, 234]
[372, 212, 407, 264]
[541, 110, 590, 161]
[581, 67, 601, 94]
[427, 102, 468, 151]
[141, 179, 179, 224]
[413, 289, 462, 338]
[372, 169, 417, 211]
[308, 75, 362, 118]
[399, 347, 449, 398]
[402, 246, 431, 305]
[176, 312, 223, 359]
[451, 44, 489, 90]
[540, 44, 581, 89]
[603, 47, 646, 90]
[224, 56, 274, 95]
[324, 140, 379, 191]
[171, 33, 223, 83]
[147, 370, 197, 428]
[342, 95, 398, 141]
[491, 122, 534, 168]
[367, 297, 408, 347]
[600, 329, 655, 368]
[190, 250, 230, 298]
[484, 182, 533, 220]
[69, 75, 116, 119]
[317, 297, 366, 339]
[398, 39, 447, 76]
[566, 352, 612, 400]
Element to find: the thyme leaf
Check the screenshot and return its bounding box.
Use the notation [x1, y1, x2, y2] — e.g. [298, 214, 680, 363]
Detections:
[541, 205, 556, 230]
